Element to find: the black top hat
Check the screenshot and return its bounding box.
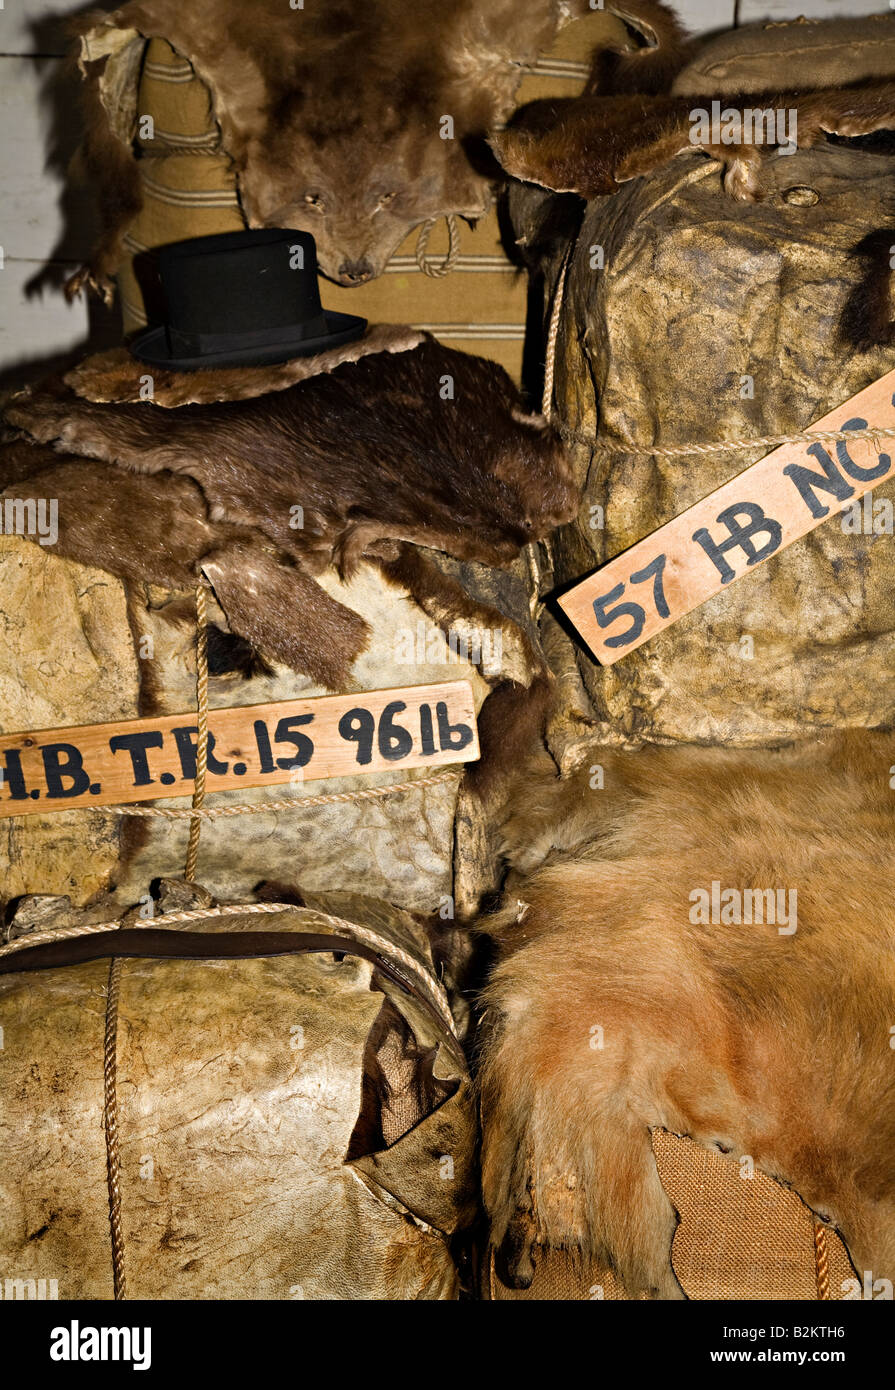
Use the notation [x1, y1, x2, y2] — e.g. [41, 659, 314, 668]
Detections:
[130, 229, 366, 371]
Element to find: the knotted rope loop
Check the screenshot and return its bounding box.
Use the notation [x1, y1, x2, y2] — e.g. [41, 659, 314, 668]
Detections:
[415, 214, 461, 277]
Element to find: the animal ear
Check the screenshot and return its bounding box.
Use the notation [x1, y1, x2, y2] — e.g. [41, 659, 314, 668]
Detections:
[596, 0, 691, 94]
[439, 147, 495, 220]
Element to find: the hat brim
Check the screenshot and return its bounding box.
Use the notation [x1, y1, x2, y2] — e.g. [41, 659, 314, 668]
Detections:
[129, 310, 367, 372]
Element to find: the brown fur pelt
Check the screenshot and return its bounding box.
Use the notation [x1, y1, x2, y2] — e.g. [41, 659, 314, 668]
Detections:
[3, 342, 576, 690]
[493, 80, 895, 201]
[476, 732, 895, 1297]
[62, 325, 424, 407]
[7, 341, 576, 576]
[69, 0, 688, 295]
[0, 442, 368, 688]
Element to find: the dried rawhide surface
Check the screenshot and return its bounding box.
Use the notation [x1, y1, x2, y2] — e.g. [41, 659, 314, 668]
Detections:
[0, 340, 569, 912]
[476, 731, 895, 1299]
[509, 145, 895, 746]
[0, 888, 476, 1299]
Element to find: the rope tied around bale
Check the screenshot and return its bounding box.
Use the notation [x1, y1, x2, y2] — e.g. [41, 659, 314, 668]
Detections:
[541, 243, 573, 423]
[183, 579, 209, 882]
[561, 421, 895, 459]
[103, 955, 127, 1300]
[415, 214, 461, 277]
[526, 244, 574, 613]
[117, 771, 461, 820]
[0, 901, 458, 1041]
[814, 1221, 832, 1301]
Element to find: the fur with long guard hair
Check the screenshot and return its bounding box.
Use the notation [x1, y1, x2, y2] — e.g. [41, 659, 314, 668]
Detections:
[67, 0, 689, 297]
[476, 733, 895, 1298]
[493, 80, 895, 202]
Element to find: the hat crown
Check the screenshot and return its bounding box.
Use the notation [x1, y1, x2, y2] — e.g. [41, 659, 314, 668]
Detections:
[158, 229, 323, 336]
[130, 228, 366, 370]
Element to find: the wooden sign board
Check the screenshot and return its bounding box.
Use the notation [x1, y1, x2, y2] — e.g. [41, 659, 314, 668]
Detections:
[0, 681, 479, 818]
[559, 370, 895, 665]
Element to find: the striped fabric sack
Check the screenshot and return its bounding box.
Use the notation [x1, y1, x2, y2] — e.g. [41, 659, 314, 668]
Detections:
[115, 37, 242, 333]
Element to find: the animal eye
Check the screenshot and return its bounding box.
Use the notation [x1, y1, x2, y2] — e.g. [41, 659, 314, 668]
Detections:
[378, 191, 397, 208]
[304, 192, 325, 211]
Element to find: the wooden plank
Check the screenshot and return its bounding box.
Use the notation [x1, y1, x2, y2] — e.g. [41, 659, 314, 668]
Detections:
[558, 369, 895, 665]
[0, 682, 480, 817]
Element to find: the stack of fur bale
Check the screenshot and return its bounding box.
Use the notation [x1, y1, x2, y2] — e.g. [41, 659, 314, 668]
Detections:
[2, 327, 548, 1297]
[475, 9, 895, 1299]
[5, 0, 895, 1304]
[0, 334, 574, 918]
[0, 0, 609, 1304]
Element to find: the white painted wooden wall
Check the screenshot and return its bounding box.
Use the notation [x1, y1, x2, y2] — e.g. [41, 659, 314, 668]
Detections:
[0, 0, 887, 381]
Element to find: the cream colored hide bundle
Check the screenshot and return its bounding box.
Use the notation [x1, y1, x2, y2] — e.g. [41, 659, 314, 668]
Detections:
[0, 888, 476, 1300]
[0, 334, 559, 918]
[511, 18, 895, 754]
[524, 140, 895, 752]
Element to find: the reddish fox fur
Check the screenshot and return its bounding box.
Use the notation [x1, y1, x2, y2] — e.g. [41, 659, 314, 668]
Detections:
[476, 732, 895, 1298]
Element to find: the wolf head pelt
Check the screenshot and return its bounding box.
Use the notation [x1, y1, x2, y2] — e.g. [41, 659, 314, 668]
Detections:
[475, 733, 895, 1298]
[68, 0, 687, 296]
[7, 342, 577, 575]
[493, 80, 895, 202]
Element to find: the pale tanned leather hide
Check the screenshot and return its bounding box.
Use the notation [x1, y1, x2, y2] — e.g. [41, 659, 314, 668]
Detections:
[0, 888, 476, 1299]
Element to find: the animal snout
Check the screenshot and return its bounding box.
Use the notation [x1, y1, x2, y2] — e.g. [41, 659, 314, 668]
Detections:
[337, 257, 374, 285]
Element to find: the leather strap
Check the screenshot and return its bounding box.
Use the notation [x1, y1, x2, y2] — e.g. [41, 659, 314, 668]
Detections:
[0, 927, 458, 1049]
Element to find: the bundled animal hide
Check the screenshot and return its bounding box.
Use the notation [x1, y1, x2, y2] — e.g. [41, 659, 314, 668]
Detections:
[492, 80, 895, 201]
[0, 337, 570, 915]
[506, 131, 895, 749]
[63, 323, 423, 406]
[0, 881, 477, 1299]
[476, 733, 895, 1298]
[69, 0, 688, 297]
[4, 339, 577, 689]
